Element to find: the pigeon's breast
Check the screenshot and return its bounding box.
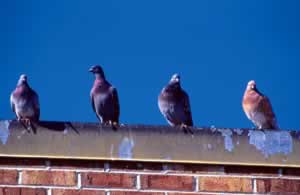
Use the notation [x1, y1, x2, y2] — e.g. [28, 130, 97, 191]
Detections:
[15, 98, 35, 117]
[159, 93, 187, 125]
[243, 91, 261, 113]
[93, 92, 115, 117]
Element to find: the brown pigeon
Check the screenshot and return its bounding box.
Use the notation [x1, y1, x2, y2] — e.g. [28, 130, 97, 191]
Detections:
[89, 65, 120, 130]
[242, 80, 278, 130]
[158, 74, 194, 134]
[10, 74, 40, 132]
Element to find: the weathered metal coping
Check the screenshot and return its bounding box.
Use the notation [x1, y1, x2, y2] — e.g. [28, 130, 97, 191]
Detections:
[0, 120, 299, 167]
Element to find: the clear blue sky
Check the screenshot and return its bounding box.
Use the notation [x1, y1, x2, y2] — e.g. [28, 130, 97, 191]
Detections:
[1, 0, 300, 130]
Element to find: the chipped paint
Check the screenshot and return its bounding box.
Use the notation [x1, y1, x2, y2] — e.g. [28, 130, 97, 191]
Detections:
[207, 144, 213, 150]
[218, 129, 234, 152]
[0, 120, 10, 145]
[164, 156, 172, 160]
[249, 130, 293, 158]
[63, 128, 68, 135]
[233, 128, 243, 135]
[0, 120, 299, 167]
[118, 137, 135, 159]
[110, 144, 114, 157]
[210, 125, 217, 132]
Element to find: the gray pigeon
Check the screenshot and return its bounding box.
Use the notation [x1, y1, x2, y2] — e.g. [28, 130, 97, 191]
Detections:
[89, 65, 120, 130]
[158, 74, 194, 134]
[10, 74, 40, 132]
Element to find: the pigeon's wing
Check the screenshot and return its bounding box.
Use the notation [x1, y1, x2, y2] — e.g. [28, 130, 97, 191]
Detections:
[182, 91, 193, 126]
[260, 95, 278, 129]
[31, 90, 40, 121]
[110, 86, 120, 123]
[90, 90, 96, 113]
[158, 89, 166, 115]
[10, 93, 15, 114]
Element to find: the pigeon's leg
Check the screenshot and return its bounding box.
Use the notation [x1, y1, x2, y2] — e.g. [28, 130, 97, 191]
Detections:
[24, 118, 32, 131]
[26, 119, 37, 134]
[104, 121, 110, 126]
[21, 118, 36, 134]
[180, 124, 194, 135]
[17, 117, 29, 132]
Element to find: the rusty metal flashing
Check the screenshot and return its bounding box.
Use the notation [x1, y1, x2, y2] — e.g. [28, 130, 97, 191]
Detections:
[0, 120, 299, 168]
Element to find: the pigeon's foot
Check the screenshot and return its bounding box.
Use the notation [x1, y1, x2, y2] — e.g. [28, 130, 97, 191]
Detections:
[180, 124, 194, 135]
[24, 119, 37, 134]
[111, 121, 119, 131]
[18, 118, 29, 131]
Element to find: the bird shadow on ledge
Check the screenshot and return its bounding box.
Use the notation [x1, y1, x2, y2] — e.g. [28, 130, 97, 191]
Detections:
[38, 121, 79, 135]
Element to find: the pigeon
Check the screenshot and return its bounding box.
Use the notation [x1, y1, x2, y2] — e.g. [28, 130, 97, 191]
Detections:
[10, 74, 40, 133]
[242, 80, 278, 130]
[89, 65, 120, 130]
[158, 74, 194, 134]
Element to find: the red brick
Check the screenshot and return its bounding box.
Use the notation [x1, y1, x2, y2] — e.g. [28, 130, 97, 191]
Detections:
[168, 193, 217, 195]
[199, 177, 252, 193]
[141, 175, 194, 191]
[257, 179, 300, 193]
[82, 172, 135, 188]
[52, 189, 105, 195]
[0, 188, 46, 195]
[22, 171, 76, 186]
[110, 192, 164, 195]
[0, 170, 18, 185]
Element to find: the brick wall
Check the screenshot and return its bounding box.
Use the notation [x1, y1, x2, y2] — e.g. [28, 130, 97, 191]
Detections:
[0, 158, 299, 195]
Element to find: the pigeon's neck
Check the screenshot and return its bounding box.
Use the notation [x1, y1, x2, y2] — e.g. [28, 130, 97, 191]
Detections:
[246, 88, 264, 97]
[17, 81, 29, 88]
[166, 82, 181, 91]
[15, 83, 31, 95]
[95, 73, 106, 80]
[94, 77, 107, 85]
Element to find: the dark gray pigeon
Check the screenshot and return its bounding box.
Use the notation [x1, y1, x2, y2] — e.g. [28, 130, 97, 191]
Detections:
[89, 65, 120, 130]
[10, 74, 40, 132]
[158, 74, 194, 134]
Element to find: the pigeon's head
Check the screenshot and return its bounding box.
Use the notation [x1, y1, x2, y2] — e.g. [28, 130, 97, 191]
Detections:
[89, 65, 105, 79]
[17, 74, 28, 85]
[247, 80, 257, 90]
[170, 74, 181, 84]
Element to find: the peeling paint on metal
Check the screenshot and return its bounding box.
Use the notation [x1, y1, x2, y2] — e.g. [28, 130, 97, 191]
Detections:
[0, 120, 10, 145]
[249, 130, 293, 158]
[218, 129, 234, 152]
[110, 144, 114, 157]
[207, 144, 213, 150]
[118, 137, 134, 159]
[210, 125, 217, 133]
[164, 156, 172, 160]
[63, 128, 68, 135]
[233, 128, 243, 135]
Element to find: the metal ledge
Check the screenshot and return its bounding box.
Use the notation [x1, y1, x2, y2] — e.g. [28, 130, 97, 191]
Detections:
[0, 120, 299, 168]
